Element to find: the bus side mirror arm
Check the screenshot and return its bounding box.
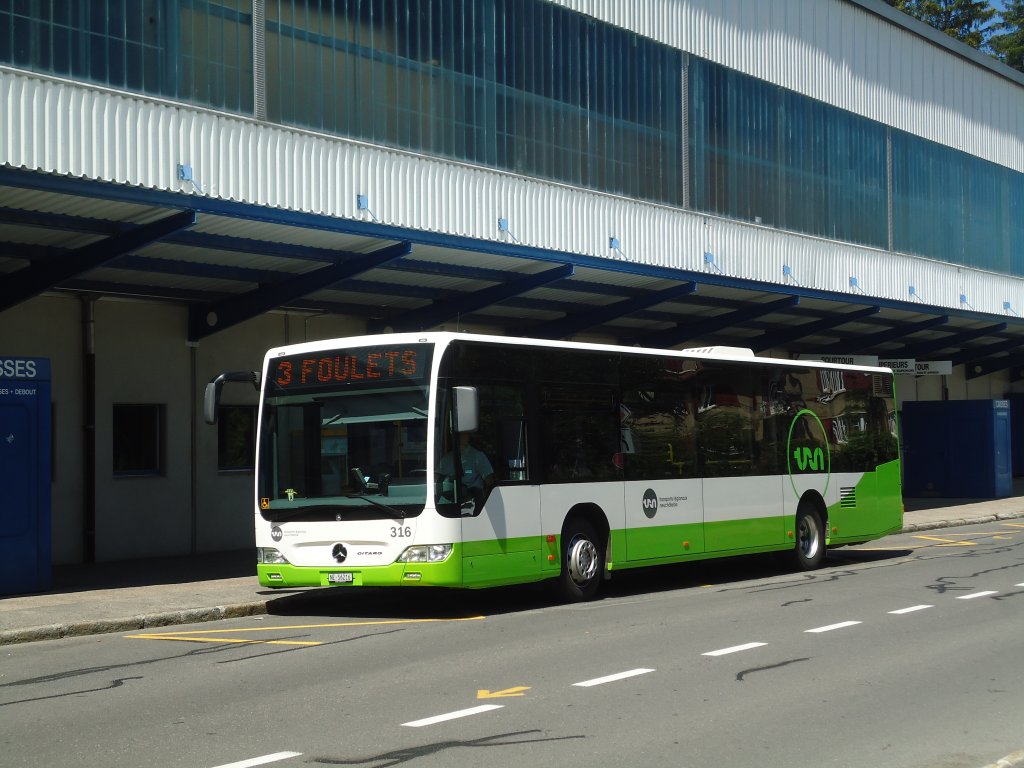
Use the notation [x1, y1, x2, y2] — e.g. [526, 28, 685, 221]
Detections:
[203, 371, 259, 425]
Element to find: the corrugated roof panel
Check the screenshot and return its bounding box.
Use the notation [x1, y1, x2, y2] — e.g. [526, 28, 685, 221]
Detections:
[85, 266, 252, 295]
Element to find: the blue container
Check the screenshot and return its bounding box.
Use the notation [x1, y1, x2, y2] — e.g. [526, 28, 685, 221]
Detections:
[902, 399, 1012, 499]
[1004, 393, 1024, 476]
[0, 357, 52, 595]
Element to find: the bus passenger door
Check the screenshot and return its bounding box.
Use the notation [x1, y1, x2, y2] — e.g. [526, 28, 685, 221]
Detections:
[460, 486, 541, 587]
[457, 387, 543, 588]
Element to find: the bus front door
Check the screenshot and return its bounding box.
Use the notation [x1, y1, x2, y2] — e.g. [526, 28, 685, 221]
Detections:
[460, 486, 542, 587]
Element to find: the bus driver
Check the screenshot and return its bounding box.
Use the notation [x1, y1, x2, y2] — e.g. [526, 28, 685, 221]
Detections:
[438, 432, 495, 507]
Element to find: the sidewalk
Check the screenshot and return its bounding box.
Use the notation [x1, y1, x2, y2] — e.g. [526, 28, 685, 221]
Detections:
[3, 495, 1024, 646]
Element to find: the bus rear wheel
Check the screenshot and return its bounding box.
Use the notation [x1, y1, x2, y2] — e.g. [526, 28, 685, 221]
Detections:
[558, 519, 604, 602]
[791, 504, 826, 570]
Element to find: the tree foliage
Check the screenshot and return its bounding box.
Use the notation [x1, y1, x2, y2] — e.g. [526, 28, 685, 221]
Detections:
[989, 0, 1024, 70]
[882, 0, 1024, 71]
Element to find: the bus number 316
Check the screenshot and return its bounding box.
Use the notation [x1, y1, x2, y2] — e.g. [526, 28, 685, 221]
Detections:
[391, 526, 412, 538]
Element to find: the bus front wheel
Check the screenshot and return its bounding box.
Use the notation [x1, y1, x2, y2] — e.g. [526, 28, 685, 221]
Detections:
[558, 519, 604, 602]
[791, 504, 826, 570]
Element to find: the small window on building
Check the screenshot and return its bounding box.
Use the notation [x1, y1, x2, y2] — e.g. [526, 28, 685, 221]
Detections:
[218, 405, 256, 472]
[113, 404, 165, 477]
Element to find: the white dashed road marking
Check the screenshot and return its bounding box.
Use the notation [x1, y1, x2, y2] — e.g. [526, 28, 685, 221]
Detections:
[402, 705, 504, 727]
[957, 591, 999, 600]
[805, 621, 862, 633]
[702, 642, 767, 657]
[889, 605, 933, 614]
[210, 752, 302, 768]
[572, 668, 656, 687]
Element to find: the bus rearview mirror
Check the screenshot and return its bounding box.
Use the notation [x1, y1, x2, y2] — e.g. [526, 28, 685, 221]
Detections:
[453, 386, 479, 433]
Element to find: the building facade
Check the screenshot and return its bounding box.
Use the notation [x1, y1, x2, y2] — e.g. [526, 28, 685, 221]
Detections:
[2, 0, 1023, 564]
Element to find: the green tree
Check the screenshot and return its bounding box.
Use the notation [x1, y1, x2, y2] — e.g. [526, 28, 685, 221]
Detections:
[883, 0, 997, 49]
[989, 0, 1024, 71]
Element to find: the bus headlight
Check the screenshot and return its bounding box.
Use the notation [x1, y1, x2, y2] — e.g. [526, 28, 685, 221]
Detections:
[397, 544, 453, 563]
[257, 547, 290, 565]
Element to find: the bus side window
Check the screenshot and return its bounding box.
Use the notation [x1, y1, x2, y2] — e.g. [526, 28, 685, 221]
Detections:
[472, 384, 529, 483]
[540, 384, 618, 483]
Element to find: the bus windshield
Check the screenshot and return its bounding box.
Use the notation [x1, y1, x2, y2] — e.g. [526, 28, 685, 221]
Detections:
[257, 343, 433, 521]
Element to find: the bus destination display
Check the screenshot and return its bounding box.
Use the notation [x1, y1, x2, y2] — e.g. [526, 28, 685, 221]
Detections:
[269, 345, 428, 391]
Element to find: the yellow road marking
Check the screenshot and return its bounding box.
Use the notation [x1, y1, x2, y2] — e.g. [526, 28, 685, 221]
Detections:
[125, 634, 321, 646]
[125, 616, 486, 644]
[1003, 523, 1024, 529]
[912, 535, 976, 546]
[477, 686, 530, 699]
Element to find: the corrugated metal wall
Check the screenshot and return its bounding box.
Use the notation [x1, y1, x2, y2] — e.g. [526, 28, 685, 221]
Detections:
[4, 0, 1024, 318]
[3, 65, 1023, 317]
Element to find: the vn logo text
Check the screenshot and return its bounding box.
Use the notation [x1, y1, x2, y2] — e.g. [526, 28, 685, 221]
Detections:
[793, 446, 825, 471]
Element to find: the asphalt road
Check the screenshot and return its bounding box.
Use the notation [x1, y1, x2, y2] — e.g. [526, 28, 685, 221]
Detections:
[2, 522, 1023, 768]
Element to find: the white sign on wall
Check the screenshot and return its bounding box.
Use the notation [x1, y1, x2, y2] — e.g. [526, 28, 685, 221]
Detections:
[878, 358, 916, 375]
[797, 354, 880, 366]
[914, 361, 953, 376]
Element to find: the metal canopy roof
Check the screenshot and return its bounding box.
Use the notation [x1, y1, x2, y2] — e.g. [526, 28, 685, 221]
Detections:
[2, 164, 1024, 381]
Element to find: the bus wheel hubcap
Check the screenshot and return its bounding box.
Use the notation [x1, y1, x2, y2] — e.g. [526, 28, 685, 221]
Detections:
[567, 536, 598, 586]
[799, 515, 819, 559]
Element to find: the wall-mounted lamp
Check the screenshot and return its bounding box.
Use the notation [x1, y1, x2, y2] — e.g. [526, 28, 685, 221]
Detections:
[497, 216, 521, 243]
[177, 163, 204, 194]
[357, 194, 380, 222]
[704, 251, 723, 274]
[609, 237, 627, 260]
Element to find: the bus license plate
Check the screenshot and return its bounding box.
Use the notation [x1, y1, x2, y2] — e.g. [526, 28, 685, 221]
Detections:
[328, 572, 354, 584]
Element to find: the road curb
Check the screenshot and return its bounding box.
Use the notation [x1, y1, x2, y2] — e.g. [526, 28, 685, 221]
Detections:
[0, 601, 269, 646]
[902, 510, 1024, 533]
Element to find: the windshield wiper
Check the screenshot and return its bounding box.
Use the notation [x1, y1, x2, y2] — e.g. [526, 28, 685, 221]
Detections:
[264, 502, 401, 522]
[346, 494, 406, 520]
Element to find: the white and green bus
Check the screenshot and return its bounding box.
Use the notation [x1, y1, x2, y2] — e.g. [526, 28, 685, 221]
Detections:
[206, 332, 902, 601]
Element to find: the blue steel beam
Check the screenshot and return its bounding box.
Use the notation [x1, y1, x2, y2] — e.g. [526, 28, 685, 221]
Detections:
[189, 241, 412, 341]
[966, 352, 1024, 380]
[377, 264, 575, 333]
[952, 336, 1024, 366]
[637, 296, 800, 349]
[749, 306, 880, 352]
[816, 315, 949, 354]
[896, 322, 1007, 359]
[527, 282, 698, 339]
[0, 209, 197, 314]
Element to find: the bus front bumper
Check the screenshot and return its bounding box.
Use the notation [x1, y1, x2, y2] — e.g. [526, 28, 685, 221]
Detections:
[256, 558, 463, 589]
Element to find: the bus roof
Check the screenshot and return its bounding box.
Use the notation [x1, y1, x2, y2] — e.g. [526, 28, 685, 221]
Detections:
[263, 331, 896, 375]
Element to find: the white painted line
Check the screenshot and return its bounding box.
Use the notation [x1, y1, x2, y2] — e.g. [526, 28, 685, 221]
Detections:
[889, 605, 933, 615]
[957, 591, 999, 600]
[572, 668, 656, 687]
[402, 704, 504, 727]
[702, 642, 767, 657]
[805, 621, 862, 634]
[209, 752, 302, 768]
[1016, 583, 1024, 588]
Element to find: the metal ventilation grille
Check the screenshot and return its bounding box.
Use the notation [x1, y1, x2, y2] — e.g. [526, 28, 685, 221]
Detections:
[872, 374, 891, 397]
[840, 487, 857, 508]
